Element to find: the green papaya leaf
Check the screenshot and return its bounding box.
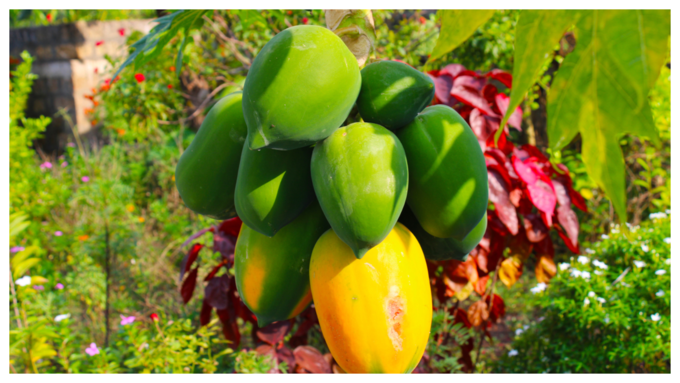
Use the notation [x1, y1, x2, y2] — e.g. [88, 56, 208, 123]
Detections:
[548, 10, 666, 224]
[427, 10, 494, 64]
[497, 10, 579, 142]
[112, 10, 210, 80]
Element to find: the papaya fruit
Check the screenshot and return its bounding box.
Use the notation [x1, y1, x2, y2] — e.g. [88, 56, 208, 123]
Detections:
[175, 92, 247, 220]
[235, 201, 330, 327]
[397, 105, 488, 240]
[310, 223, 432, 373]
[399, 205, 487, 261]
[242, 25, 361, 150]
[234, 144, 314, 237]
[311, 122, 409, 258]
[356, 60, 435, 131]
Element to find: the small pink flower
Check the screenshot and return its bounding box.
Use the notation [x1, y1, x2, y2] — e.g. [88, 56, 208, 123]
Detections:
[40, 161, 53, 169]
[85, 343, 99, 356]
[94, 67, 99, 74]
[61, 161, 68, 167]
[33, 285, 44, 291]
[120, 315, 136, 325]
[10, 246, 25, 253]
[55, 283, 64, 290]
[81, 176, 90, 182]
[54, 231, 63, 237]
[95, 41, 104, 47]
[118, 28, 125, 36]
[67, 142, 76, 148]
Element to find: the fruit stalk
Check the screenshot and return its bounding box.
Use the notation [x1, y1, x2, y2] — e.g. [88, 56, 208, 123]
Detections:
[324, 9, 376, 67]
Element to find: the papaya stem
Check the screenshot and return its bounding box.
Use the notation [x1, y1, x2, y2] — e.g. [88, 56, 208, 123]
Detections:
[325, 10, 376, 68]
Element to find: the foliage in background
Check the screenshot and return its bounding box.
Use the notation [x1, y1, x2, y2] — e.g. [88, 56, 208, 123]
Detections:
[494, 214, 671, 373]
[9, 9, 156, 28]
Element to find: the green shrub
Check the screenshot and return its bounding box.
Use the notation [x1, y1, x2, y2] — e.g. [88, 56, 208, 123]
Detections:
[493, 214, 671, 373]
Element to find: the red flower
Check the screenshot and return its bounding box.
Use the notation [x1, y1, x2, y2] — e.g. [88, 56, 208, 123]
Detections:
[46, 14, 52, 22]
[95, 41, 104, 47]
[134, 73, 145, 83]
[118, 28, 125, 36]
[104, 78, 111, 85]
[94, 68, 98, 74]
[167, 84, 173, 89]
[169, 66, 176, 72]
[302, 17, 309, 24]
[150, 313, 159, 321]
[419, 16, 427, 25]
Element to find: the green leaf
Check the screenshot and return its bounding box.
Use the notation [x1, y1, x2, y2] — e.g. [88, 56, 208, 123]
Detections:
[13, 258, 40, 280]
[548, 10, 666, 224]
[427, 10, 495, 63]
[497, 10, 579, 143]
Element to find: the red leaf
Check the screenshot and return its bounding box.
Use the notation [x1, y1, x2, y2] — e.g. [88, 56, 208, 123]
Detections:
[485, 155, 512, 189]
[468, 300, 489, 327]
[430, 73, 453, 104]
[293, 346, 332, 373]
[534, 235, 555, 258]
[488, 170, 519, 235]
[485, 294, 506, 322]
[450, 76, 496, 116]
[555, 225, 580, 254]
[204, 274, 231, 310]
[486, 69, 513, 88]
[523, 213, 548, 243]
[551, 178, 571, 206]
[486, 129, 514, 155]
[495, 93, 523, 130]
[526, 179, 557, 216]
[257, 321, 292, 346]
[179, 243, 203, 282]
[487, 210, 510, 236]
[540, 209, 554, 229]
[200, 299, 212, 326]
[557, 205, 579, 249]
[181, 267, 199, 304]
[204, 259, 227, 282]
[454, 74, 487, 90]
[439, 63, 467, 79]
[520, 144, 550, 163]
[442, 258, 478, 296]
[509, 188, 522, 207]
[218, 216, 242, 237]
[512, 156, 537, 185]
[570, 188, 588, 212]
[451, 307, 472, 329]
[474, 274, 490, 295]
[216, 307, 241, 348]
[482, 84, 499, 112]
[276, 346, 297, 371]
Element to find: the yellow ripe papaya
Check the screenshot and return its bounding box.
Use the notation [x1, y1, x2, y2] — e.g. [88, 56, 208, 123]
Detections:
[310, 223, 432, 373]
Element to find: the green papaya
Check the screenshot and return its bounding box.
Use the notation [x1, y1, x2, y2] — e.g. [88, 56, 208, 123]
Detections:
[234, 143, 314, 237]
[397, 105, 488, 240]
[242, 25, 361, 151]
[399, 205, 487, 261]
[357, 60, 435, 131]
[235, 201, 330, 327]
[311, 122, 408, 259]
[175, 92, 247, 220]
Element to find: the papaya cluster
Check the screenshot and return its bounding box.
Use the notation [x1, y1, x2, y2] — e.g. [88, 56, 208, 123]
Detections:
[175, 25, 488, 374]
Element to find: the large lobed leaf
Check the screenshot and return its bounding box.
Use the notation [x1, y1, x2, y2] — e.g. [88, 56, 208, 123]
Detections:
[428, 10, 494, 64]
[548, 10, 668, 224]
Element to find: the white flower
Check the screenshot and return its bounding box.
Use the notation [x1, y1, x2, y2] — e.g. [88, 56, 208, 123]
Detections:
[634, 260, 646, 268]
[655, 269, 666, 275]
[597, 297, 606, 304]
[651, 313, 661, 322]
[54, 314, 70, 322]
[604, 315, 610, 323]
[508, 349, 518, 357]
[666, 209, 671, 214]
[585, 248, 596, 254]
[577, 255, 590, 265]
[665, 259, 671, 265]
[515, 328, 524, 336]
[570, 269, 582, 278]
[649, 212, 667, 220]
[588, 291, 596, 297]
[131, 259, 136, 264]
[15, 276, 31, 286]
[559, 262, 570, 271]
[523, 324, 530, 330]
[581, 271, 591, 280]
[656, 290, 665, 297]
[584, 298, 590, 306]
[593, 260, 609, 269]
[664, 237, 671, 244]
[601, 234, 609, 240]
[594, 270, 603, 275]
[641, 244, 649, 252]
[531, 283, 547, 294]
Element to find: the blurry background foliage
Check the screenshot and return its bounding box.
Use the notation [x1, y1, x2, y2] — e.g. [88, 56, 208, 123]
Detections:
[9, 9, 670, 374]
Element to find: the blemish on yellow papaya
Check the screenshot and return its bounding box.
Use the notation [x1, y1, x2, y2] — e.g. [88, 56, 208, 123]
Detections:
[386, 286, 405, 351]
